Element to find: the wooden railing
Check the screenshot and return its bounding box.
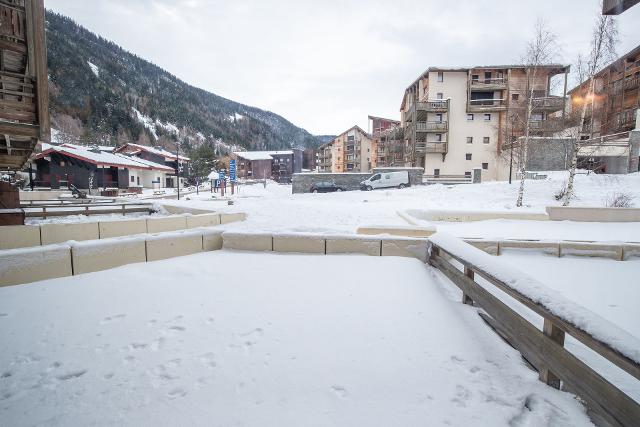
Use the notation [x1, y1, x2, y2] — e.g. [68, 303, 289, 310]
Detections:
[415, 121, 448, 132]
[415, 141, 447, 154]
[428, 238, 640, 427]
[24, 202, 156, 218]
[531, 96, 565, 111]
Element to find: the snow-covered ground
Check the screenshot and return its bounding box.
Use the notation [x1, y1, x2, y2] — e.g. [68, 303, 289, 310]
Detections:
[0, 252, 593, 426]
[161, 172, 640, 241]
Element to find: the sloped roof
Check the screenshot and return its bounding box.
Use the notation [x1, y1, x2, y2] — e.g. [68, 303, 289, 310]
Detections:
[34, 145, 174, 172]
[233, 150, 294, 161]
[120, 143, 191, 162]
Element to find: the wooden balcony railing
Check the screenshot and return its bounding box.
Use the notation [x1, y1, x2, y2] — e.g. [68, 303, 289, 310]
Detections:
[415, 141, 447, 154]
[531, 96, 565, 112]
[429, 236, 640, 427]
[470, 77, 507, 90]
[415, 121, 448, 132]
[468, 98, 507, 111]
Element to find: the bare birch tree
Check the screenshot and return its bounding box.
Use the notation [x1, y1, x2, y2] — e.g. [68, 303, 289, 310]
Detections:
[516, 20, 558, 207]
[562, 8, 618, 206]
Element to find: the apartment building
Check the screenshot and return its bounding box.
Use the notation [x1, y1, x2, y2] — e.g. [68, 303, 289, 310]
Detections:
[400, 65, 569, 180]
[369, 116, 404, 167]
[569, 44, 640, 138]
[317, 126, 375, 173]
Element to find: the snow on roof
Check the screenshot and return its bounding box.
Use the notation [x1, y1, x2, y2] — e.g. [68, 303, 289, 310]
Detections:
[233, 150, 294, 161]
[120, 155, 175, 172]
[125, 143, 190, 162]
[35, 145, 173, 172]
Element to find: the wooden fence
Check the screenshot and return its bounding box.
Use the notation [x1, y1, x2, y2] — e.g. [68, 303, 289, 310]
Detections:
[429, 241, 640, 427]
[24, 202, 155, 218]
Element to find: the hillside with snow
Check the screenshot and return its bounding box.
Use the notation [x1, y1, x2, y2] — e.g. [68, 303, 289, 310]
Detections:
[45, 12, 322, 152]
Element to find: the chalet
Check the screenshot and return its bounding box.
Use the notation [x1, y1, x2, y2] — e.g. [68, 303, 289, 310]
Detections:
[115, 143, 191, 188]
[233, 150, 303, 182]
[33, 144, 174, 190]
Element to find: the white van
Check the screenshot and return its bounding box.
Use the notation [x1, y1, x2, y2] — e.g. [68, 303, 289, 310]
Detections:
[360, 171, 410, 191]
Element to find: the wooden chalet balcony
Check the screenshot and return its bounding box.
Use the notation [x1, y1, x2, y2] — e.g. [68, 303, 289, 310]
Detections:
[406, 100, 449, 121]
[470, 77, 507, 91]
[624, 75, 639, 91]
[467, 98, 507, 112]
[414, 121, 448, 132]
[531, 96, 565, 112]
[415, 141, 447, 154]
[529, 119, 565, 132]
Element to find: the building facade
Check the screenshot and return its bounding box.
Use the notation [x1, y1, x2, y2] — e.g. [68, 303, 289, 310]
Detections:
[569, 45, 639, 138]
[369, 116, 404, 167]
[233, 150, 302, 182]
[317, 126, 375, 173]
[400, 65, 569, 180]
[115, 143, 191, 188]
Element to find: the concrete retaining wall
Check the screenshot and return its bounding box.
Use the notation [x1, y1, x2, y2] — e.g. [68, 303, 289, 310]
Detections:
[407, 209, 548, 222]
[0, 225, 41, 250]
[357, 225, 436, 238]
[546, 206, 640, 222]
[146, 231, 204, 261]
[187, 213, 221, 229]
[161, 204, 216, 215]
[273, 234, 325, 254]
[0, 212, 246, 250]
[146, 216, 188, 233]
[72, 237, 147, 274]
[99, 218, 147, 239]
[40, 222, 100, 245]
[19, 190, 70, 201]
[0, 245, 73, 287]
[223, 232, 273, 251]
[326, 236, 381, 256]
[381, 238, 429, 262]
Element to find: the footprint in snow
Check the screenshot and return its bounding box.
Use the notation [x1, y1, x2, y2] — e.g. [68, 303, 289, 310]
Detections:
[167, 387, 188, 399]
[100, 314, 126, 324]
[56, 369, 87, 381]
[331, 385, 349, 399]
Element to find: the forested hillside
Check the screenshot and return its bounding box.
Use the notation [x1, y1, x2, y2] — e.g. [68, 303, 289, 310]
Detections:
[46, 12, 322, 153]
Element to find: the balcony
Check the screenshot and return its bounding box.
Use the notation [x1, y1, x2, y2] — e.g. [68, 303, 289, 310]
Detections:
[407, 100, 449, 122]
[531, 96, 565, 113]
[529, 119, 565, 133]
[624, 75, 639, 91]
[467, 98, 507, 112]
[415, 141, 447, 154]
[470, 77, 507, 91]
[414, 121, 448, 133]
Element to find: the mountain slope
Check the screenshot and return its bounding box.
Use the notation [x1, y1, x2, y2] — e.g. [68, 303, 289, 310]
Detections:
[45, 12, 321, 152]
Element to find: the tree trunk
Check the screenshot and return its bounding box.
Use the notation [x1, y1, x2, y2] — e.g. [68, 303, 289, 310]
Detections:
[563, 144, 578, 206]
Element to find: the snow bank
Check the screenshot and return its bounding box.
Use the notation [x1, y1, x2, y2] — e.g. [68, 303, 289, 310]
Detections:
[429, 232, 640, 365]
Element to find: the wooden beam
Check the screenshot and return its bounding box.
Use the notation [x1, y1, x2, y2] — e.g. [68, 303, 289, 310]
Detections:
[602, 0, 639, 14]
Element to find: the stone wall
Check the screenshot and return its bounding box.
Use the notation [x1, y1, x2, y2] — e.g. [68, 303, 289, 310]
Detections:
[526, 138, 573, 171]
[292, 173, 372, 193]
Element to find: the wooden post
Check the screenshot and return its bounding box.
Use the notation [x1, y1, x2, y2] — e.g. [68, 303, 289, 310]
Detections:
[42, 206, 46, 219]
[462, 266, 474, 305]
[539, 318, 565, 389]
[122, 204, 125, 216]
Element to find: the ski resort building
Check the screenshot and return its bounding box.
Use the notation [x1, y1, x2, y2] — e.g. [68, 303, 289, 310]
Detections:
[32, 144, 174, 190]
[399, 64, 570, 181]
[115, 143, 190, 188]
[568, 44, 640, 139]
[232, 150, 303, 182]
[369, 116, 404, 167]
[317, 126, 375, 173]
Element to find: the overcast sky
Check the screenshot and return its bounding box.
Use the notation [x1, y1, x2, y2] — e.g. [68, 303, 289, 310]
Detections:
[47, 0, 640, 136]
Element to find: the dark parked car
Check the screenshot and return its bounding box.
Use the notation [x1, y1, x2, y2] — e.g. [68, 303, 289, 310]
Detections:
[310, 181, 345, 193]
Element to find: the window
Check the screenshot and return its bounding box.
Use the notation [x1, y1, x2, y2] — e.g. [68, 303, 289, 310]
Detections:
[484, 71, 492, 83]
[435, 113, 443, 122]
[471, 74, 479, 82]
[466, 137, 473, 144]
[434, 168, 440, 176]
[467, 114, 474, 121]
[483, 137, 490, 144]
[464, 171, 472, 178]
[436, 134, 442, 142]
[484, 113, 491, 121]
[465, 153, 472, 160]
[512, 93, 520, 101]
[130, 176, 135, 183]
[437, 72, 443, 82]
[482, 162, 489, 170]
[436, 92, 443, 100]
